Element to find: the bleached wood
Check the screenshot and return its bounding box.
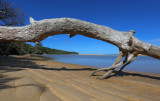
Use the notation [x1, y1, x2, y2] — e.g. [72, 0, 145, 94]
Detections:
[1, 18, 158, 58]
[0, 17, 160, 79]
[90, 50, 124, 76]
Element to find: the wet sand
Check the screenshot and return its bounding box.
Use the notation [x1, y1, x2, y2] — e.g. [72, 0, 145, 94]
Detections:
[0, 55, 160, 101]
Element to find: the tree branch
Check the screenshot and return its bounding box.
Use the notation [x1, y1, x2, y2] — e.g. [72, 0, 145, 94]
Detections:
[97, 53, 135, 79]
[90, 50, 124, 76]
[118, 55, 138, 73]
[0, 18, 159, 59]
[0, 17, 160, 79]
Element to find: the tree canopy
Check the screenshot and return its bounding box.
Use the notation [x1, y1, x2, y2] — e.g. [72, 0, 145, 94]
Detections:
[0, 0, 25, 26]
[0, 0, 26, 55]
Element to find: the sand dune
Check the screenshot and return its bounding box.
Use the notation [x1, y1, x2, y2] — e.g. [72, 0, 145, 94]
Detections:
[0, 55, 160, 101]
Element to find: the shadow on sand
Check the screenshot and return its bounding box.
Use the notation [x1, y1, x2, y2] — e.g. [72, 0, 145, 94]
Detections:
[111, 71, 160, 80]
[0, 55, 160, 90]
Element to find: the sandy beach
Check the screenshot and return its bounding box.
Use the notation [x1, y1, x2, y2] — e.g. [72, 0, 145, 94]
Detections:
[0, 55, 160, 101]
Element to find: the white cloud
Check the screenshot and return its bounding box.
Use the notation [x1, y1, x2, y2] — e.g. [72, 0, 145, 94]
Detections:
[145, 38, 160, 46]
[146, 38, 160, 43]
[48, 36, 59, 39]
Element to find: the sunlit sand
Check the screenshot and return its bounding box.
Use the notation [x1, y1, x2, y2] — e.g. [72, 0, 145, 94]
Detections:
[0, 55, 160, 101]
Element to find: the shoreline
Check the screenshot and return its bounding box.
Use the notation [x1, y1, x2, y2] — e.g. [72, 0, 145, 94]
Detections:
[0, 55, 160, 101]
[78, 54, 105, 55]
[41, 54, 160, 74]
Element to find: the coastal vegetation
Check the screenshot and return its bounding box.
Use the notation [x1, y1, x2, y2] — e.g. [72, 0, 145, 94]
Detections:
[0, 42, 78, 55]
[34, 43, 78, 55]
[0, 0, 78, 56]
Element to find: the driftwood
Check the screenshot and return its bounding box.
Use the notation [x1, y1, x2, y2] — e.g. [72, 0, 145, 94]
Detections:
[0, 17, 160, 79]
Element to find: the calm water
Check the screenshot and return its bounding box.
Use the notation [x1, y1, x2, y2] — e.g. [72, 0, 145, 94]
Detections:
[43, 54, 160, 73]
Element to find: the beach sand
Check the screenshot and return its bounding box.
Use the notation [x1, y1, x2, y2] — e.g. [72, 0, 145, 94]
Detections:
[0, 55, 160, 101]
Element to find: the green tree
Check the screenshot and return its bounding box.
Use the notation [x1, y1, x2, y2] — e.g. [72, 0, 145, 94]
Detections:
[0, 0, 25, 26]
[34, 43, 43, 54]
[0, 0, 26, 55]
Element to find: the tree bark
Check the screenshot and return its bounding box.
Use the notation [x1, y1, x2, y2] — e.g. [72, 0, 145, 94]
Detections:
[0, 17, 160, 79]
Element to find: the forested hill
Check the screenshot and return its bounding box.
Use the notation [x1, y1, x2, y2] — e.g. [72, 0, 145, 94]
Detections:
[36, 45, 79, 55]
[0, 42, 79, 55]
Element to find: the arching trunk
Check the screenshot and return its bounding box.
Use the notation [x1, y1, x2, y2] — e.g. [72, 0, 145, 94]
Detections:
[0, 18, 159, 79]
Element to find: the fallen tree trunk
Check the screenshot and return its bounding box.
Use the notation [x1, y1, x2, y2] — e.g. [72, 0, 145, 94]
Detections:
[0, 17, 160, 79]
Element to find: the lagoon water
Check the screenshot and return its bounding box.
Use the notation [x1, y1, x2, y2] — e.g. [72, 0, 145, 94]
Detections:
[43, 54, 160, 73]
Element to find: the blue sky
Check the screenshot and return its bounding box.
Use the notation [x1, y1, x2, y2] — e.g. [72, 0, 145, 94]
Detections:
[11, 0, 160, 54]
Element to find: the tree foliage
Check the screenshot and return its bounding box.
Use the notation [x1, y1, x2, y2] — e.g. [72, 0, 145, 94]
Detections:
[0, 42, 78, 55]
[0, 0, 25, 26]
[34, 43, 78, 55]
[0, 0, 26, 55]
